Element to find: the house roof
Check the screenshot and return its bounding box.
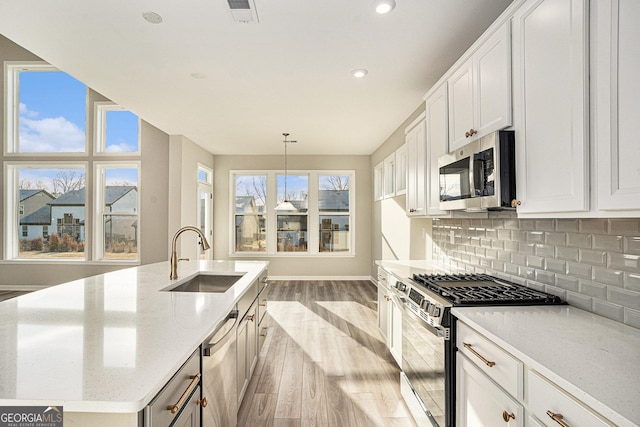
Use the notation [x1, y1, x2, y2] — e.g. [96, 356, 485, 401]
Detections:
[319, 190, 349, 212]
[20, 205, 51, 225]
[49, 186, 137, 206]
[19, 189, 54, 202]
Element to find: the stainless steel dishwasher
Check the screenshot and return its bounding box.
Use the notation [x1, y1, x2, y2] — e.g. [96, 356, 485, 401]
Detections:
[201, 308, 238, 427]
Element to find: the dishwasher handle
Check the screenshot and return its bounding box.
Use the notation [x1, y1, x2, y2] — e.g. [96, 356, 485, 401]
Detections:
[203, 309, 238, 356]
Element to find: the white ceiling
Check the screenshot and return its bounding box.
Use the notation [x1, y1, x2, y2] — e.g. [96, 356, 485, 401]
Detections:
[0, 0, 513, 155]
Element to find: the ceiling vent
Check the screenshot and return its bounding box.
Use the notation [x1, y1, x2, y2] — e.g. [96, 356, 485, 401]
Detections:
[227, 0, 259, 23]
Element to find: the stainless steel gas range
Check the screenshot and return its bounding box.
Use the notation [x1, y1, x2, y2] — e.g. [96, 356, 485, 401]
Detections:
[388, 273, 565, 427]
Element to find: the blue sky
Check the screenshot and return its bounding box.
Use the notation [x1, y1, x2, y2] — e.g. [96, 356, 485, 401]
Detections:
[17, 70, 138, 191]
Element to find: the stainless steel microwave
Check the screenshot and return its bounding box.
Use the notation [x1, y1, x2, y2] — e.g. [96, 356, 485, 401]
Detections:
[438, 130, 516, 211]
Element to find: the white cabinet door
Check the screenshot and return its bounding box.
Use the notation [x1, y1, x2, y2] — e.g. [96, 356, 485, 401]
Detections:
[406, 115, 427, 216]
[377, 283, 389, 341]
[395, 144, 408, 196]
[594, 0, 640, 211]
[474, 21, 512, 140]
[448, 22, 512, 152]
[448, 60, 475, 151]
[425, 83, 449, 216]
[457, 354, 523, 427]
[512, 0, 589, 214]
[374, 161, 384, 201]
[389, 296, 402, 368]
[383, 152, 396, 198]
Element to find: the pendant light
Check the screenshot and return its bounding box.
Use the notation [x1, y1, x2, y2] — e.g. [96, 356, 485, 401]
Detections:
[275, 133, 298, 211]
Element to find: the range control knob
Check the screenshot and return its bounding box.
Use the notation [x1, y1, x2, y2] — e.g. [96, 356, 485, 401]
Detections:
[420, 300, 431, 312]
[396, 282, 407, 292]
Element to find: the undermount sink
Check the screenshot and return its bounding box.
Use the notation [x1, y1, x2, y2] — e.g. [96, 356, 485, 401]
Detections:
[165, 274, 244, 293]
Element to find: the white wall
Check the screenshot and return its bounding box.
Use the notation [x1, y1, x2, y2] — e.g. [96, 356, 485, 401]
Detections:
[213, 154, 372, 278]
[167, 135, 215, 261]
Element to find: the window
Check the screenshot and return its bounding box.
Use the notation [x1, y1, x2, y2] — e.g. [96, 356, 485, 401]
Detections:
[94, 164, 140, 260]
[197, 165, 213, 260]
[4, 62, 140, 262]
[231, 171, 355, 256]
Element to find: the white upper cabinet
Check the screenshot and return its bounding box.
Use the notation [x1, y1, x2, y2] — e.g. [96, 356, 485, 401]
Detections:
[512, 0, 589, 215]
[395, 144, 408, 196]
[406, 114, 427, 216]
[448, 22, 512, 151]
[383, 152, 396, 199]
[425, 83, 449, 216]
[374, 161, 384, 201]
[593, 0, 640, 212]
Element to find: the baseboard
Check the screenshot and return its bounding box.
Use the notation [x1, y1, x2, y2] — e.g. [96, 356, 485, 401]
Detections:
[267, 275, 374, 281]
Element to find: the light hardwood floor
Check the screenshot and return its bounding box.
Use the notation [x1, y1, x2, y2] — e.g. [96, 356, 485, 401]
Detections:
[238, 280, 417, 427]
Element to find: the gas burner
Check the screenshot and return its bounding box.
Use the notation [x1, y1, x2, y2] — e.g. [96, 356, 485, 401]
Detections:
[411, 273, 564, 306]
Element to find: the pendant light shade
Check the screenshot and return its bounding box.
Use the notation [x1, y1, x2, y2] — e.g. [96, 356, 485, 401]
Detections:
[275, 133, 298, 212]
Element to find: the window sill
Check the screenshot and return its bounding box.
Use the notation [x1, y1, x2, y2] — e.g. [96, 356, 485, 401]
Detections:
[0, 259, 141, 266]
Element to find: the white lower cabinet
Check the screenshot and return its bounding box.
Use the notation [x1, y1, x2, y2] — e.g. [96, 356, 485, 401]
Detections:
[376, 267, 402, 368]
[456, 320, 617, 427]
[457, 354, 523, 426]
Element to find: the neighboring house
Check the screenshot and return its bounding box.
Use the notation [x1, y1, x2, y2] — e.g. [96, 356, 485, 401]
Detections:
[18, 189, 54, 220]
[235, 196, 264, 250]
[19, 186, 137, 243]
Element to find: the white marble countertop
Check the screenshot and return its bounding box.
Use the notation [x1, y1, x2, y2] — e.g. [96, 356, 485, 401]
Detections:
[375, 259, 463, 280]
[0, 260, 268, 413]
[452, 306, 640, 427]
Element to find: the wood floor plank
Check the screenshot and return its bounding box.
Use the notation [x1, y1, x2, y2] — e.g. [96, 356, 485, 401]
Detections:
[301, 362, 328, 427]
[274, 338, 304, 418]
[243, 393, 278, 427]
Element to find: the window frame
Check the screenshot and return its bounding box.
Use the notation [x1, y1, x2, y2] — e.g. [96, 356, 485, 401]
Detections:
[93, 161, 141, 262]
[230, 170, 355, 257]
[4, 61, 88, 156]
[94, 101, 141, 155]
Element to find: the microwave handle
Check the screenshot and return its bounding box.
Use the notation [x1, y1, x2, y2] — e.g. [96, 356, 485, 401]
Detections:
[468, 153, 476, 198]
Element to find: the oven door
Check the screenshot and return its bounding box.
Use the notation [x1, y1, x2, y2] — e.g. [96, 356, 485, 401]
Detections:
[398, 296, 447, 427]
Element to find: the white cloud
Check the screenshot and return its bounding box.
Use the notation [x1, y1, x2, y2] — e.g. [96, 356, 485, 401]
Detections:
[19, 102, 39, 118]
[105, 141, 136, 153]
[19, 115, 85, 152]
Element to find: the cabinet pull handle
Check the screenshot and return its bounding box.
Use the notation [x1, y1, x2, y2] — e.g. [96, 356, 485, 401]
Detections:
[547, 410, 570, 427]
[409, 208, 416, 213]
[247, 314, 255, 322]
[167, 373, 201, 414]
[463, 342, 496, 367]
[501, 410, 515, 422]
[197, 396, 208, 408]
[511, 199, 521, 208]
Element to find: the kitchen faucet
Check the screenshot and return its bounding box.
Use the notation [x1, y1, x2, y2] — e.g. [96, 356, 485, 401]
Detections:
[170, 226, 211, 279]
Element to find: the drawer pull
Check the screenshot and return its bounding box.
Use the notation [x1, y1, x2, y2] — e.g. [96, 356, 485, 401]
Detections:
[501, 410, 515, 422]
[197, 396, 208, 408]
[463, 342, 496, 367]
[247, 314, 255, 322]
[547, 410, 570, 427]
[167, 373, 201, 414]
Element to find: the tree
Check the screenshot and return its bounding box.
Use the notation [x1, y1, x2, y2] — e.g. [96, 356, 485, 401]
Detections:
[52, 170, 85, 196]
[320, 176, 350, 191]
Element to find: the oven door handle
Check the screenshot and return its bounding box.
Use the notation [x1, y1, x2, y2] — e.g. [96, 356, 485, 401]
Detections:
[392, 294, 447, 338]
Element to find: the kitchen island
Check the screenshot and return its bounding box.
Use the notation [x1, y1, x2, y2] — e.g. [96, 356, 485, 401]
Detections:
[0, 260, 268, 425]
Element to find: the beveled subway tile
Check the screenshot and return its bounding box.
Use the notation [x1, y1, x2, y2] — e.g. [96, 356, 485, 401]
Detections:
[545, 232, 567, 246]
[527, 231, 545, 243]
[567, 262, 592, 279]
[497, 250, 511, 262]
[511, 230, 527, 242]
[592, 234, 623, 252]
[519, 242, 536, 255]
[556, 219, 579, 232]
[567, 233, 592, 249]
[492, 260, 505, 272]
[625, 273, 640, 293]
[580, 219, 608, 234]
[579, 249, 607, 267]
[579, 280, 607, 299]
[534, 219, 556, 232]
[497, 229, 511, 240]
[518, 219, 536, 230]
[625, 236, 640, 255]
[486, 228, 498, 239]
[504, 240, 519, 252]
[527, 255, 545, 269]
[520, 266, 535, 280]
[535, 244, 555, 258]
[624, 308, 640, 329]
[535, 270, 555, 286]
[485, 248, 498, 260]
[505, 263, 519, 275]
[491, 240, 505, 250]
[512, 253, 527, 266]
[608, 287, 640, 311]
[593, 299, 624, 323]
[609, 219, 640, 235]
[556, 246, 579, 262]
[546, 259, 567, 275]
[555, 274, 579, 292]
[608, 253, 640, 273]
[565, 291, 592, 311]
[593, 267, 624, 287]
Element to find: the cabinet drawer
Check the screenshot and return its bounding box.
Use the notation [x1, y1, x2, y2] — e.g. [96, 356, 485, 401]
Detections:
[147, 349, 200, 426]
[457, 321, 523, 399]
[527, 370, 614, 427]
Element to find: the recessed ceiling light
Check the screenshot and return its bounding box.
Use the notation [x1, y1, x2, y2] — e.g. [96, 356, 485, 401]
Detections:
[351, 68, 368, 78]
[372, 0, 396, 14]
[142, 11, 163, 24]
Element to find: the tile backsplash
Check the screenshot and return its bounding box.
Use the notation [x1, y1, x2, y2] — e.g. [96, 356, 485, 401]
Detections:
[432, 216, 640, 329]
